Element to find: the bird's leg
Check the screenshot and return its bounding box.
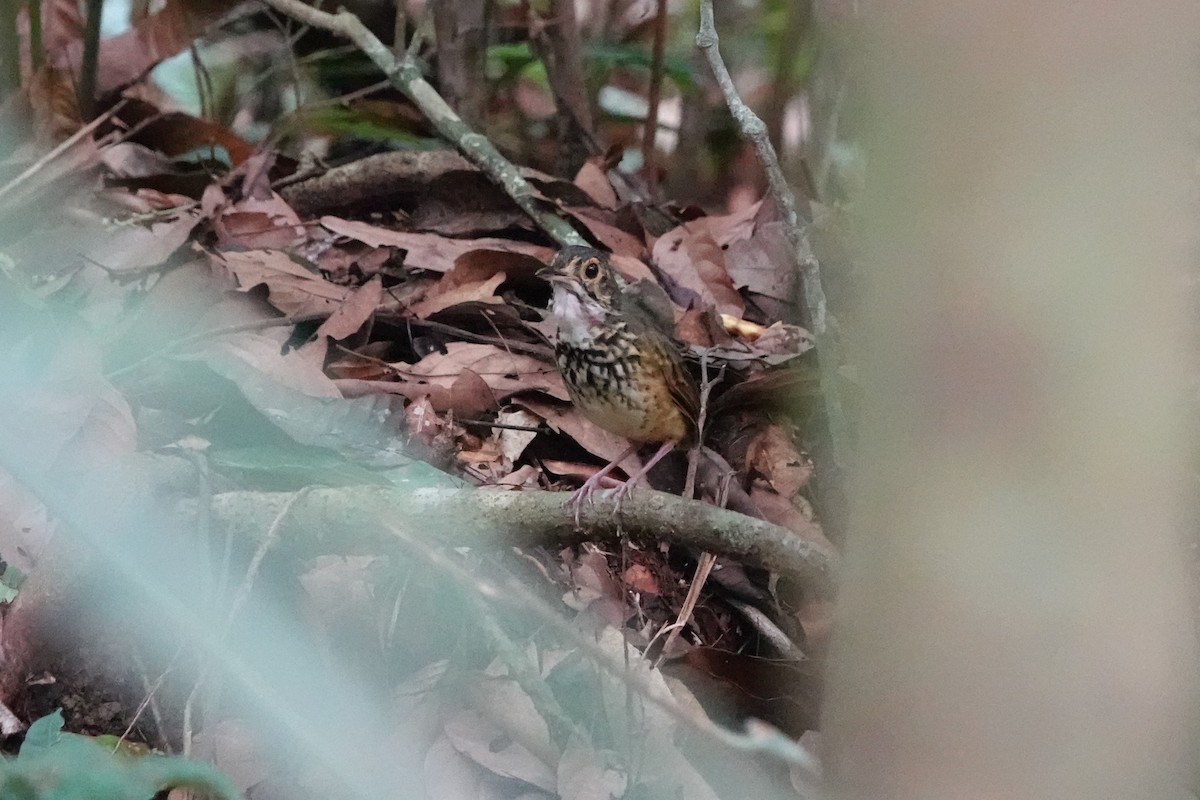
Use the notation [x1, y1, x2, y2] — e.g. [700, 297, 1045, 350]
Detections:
[610, 440, 675, 505]
[568, 443, 640, 523]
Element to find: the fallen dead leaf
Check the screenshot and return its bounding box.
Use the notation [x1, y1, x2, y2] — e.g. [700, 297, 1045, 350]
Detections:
[573, 160, 619, 209]
[724, 220, 796, 301]
[497, 408, 541, 465]
[316, 275, 384, 341]
[746, 426, 813, 500]
[214, 191, 306, 250]
[514, 395, 640, 471]
[448, 368, 497, 417]
[320, 216, 554, 272]
[409, 272, 505, 318]
[398, 342, 567, 403]
[622, 564, 659, 596]
[651, 228, 743, 316]
[212, 249, 351, 317]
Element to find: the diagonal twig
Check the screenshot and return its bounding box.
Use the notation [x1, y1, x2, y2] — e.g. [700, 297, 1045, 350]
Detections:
[258, 0, 584, 248]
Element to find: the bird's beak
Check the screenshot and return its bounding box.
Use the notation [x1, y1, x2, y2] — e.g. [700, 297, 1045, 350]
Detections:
[537, 266, 567, 283]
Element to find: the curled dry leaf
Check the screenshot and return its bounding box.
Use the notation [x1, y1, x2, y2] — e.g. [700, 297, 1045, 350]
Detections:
[409, 272, 505, 319]
[448, 368, 496, 417]
[724, 220, 796, 301]
[746, 426, 813, 500]
[212, 249, 351, 317]
[573, 160, 619, 209]
[651, 228, 743, 316]
[514, 395, 641, 473]
[213, 191, 306, 250]
[565, 207, 644, 257]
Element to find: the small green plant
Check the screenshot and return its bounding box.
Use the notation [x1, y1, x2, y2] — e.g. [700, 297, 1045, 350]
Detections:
[0, 710, 238, 800]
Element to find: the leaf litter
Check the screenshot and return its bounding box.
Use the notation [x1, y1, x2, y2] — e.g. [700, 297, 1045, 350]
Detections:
[1, 78, 839, 800]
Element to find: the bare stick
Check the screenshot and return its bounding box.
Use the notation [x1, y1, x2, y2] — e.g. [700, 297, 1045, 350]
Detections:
[641, 0, 668, 185]
[0, 98, 128, 200]
[258, 0, 584, 247]
[696, 0, 851, 470]
[207, 485, 837, 595]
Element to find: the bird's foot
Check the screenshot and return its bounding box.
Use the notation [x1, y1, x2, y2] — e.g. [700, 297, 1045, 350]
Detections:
[567, 473, 640, 525]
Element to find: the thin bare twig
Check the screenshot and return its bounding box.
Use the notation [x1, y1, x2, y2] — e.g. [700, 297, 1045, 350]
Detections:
[641, 0, 669, 186]
[257, 0, 584, 247]
[78, 0, 103, 118]
[0, 98, 128, 200]
[696, 0, 851, 470]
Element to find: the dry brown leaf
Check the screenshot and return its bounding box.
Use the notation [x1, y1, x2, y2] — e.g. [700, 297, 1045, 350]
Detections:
[746, 426, 813, 500]
[398, 342, 566, 404]
[117, 106, 255, 166]
[701, 198, 762, 246]
[565, 209, 645, 260]
[448, 368, 497, 417]
[622, 564, 659, 596]
[88, 210, 202, 273]
[212, 249, 351, 317]
[409, 273, 505, 318]
[607, 253, 656, 284]
[751, 322, 815, 357]
[724, 220, 796, 301]
[494, 463, 541, 488]
[203, 331, 340, 398]
[573, 160, 619, 209]
[320, 216, 554, 272]
[747, 483, 833, 552]
[652, 228, 743, 316]
[214, 192, 306, 250]
[514, 395, 641, 471]
[316, 275, 383, 341]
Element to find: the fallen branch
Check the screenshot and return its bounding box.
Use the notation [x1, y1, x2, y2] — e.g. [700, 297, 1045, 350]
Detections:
[258, 0, 584, 247]
[696, 0, 852, 471]
[206, 486, 838, 596]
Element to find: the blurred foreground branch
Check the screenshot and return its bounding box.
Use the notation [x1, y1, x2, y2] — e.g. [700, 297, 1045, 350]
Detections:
[257, 0, 583, 247]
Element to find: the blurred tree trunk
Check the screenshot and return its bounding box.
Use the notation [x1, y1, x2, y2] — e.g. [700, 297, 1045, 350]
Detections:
[823, 4, 1199, 800]
[431, 0, 488, 128]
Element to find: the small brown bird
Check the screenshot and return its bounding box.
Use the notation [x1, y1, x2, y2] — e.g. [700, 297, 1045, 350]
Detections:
[540, 246, 700, 518]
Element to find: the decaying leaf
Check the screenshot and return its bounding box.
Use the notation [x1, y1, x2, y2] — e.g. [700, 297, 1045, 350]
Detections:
[321, 216, 554, 272]
[211, 249, 351, 317]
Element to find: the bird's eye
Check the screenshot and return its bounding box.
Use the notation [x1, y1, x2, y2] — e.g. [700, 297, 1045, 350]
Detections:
[583, 260, 600, 280]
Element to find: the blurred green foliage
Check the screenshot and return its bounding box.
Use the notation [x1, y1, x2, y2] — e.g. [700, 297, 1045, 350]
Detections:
[1, 710, 238, 800]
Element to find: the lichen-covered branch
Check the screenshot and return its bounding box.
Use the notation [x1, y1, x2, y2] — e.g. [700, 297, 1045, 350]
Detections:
[696, 0, 852, 470]
[207, 486, 838, 596]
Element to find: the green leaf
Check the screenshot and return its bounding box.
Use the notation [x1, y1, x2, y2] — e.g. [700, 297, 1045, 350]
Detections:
[18, 710, 64, 760]
[4, 734, 238, 800]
